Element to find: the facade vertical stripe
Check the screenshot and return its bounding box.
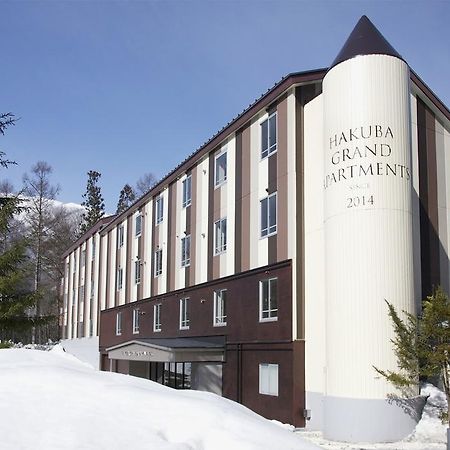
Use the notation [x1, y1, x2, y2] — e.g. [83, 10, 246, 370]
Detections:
[125, 216, 132, 304]
[241, 124, 251, 271]
[235, 131, 243, 273]
[207, 154, 215, 280]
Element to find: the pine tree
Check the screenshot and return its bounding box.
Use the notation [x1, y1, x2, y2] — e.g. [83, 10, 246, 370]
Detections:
[374, 287, 450, 430]
[79, 170, 105, 235]
[116, 184, 136, 214]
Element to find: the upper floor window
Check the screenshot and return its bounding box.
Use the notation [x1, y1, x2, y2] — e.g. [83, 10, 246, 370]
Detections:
[135, 260, 141, 284]
[260, 277, 278, 321]
[259, 363, 278, 396]
[90, 279, 95, 299]
[81, 249, 86, 267]
[117, 267, 123, 291]
[155, 195, 164, 225]
[154, 249, 163, 277]
[117, 225, 124, 248]
[135, 214, 142, 237]
[261, 112, 277, 159]
[79, 285, 85, 304]
[260, 192, 277, 238]
[133, 309, 140, 334]
[73, 255, 77, 272]
[215, 150, 227, 187]
[214, 289, 227, 326]
[179, 297, 190, 329]
[154, 304, 161, 332]
[116, 311, 122, 336]
[181, 235, 191, 267]
[182, 175, 192, 208]
[91, 238, 96, 259]
[214, 218, 227, 255]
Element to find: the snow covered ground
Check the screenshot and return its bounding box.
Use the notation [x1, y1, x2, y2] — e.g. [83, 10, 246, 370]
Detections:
[0, 347, 446, 450]
[0, 347, 319, 450]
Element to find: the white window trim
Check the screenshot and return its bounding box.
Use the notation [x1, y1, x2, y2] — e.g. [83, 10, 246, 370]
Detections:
[214, 149, 227, 188]
[213, 289, 227, 327]
[116, 312, 122, 336]
[181, 235, 191, 268]
[259, 363, 279, 396]
[135, 260, 141, 285]
[135, 214, 142, 237]
[132, 309, 140, 334]
[179, 297, 190, 330]
[214, 217, 227, 255]
[155, 195, 164, 225]
[153, 304, 162, 332]
[260, 111, 277, 160]
[154, 249, 163, 277]
[260, 192, 277, 239]
[182, 175, 192, 208]
[259, 277, 278, 322]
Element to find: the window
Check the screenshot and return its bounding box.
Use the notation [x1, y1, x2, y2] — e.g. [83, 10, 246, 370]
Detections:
[214, 218, 227, 254]
[182, 175, 192, 208]
[259, 363, 278, 396]
[154, 249, 163, 277]
[135, 260, 141, 284]
[90, 280, 95, 299]
[179, 298, 189, 329]
[135, 215, 142, 237]
[117, 225, 124, 248]
[155, 195, 164, 225]
[79, 285, 85, 304]
[73, 255, 77, 272]
[154, 304, 161, 332]
[260, 278, 278, 321]
[72, 289, 76, 305]
[214, 289, 227, 326]
[117, 268, 123, 290]
[91, 239, 96, 259]
[261, 112, 277, 159]
[116, 311, 122, 335]
[215, 151, 227, 187]
[181, 235, 191, 267]
[81, 249, 86, 267]
[133, 309, 140, 334]
[260, 192, 277, 237]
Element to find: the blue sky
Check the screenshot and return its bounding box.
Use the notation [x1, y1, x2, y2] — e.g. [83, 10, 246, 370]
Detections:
[1, 0, 449, 211]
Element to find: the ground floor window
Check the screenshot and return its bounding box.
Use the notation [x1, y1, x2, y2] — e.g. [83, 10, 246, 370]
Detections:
[259, 363, 278, 396]
[162, 362, 191, 389]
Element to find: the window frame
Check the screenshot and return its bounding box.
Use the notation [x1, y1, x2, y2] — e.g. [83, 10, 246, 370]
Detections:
[154, 248, 163, 277]
[259, 277, 278, 322]
[135, 214, 142, 237]
[260, 192, 277, 238]
[116, 311, 122, 336]
[213, 289, 227, 327]
[259, 363, 279, 396]
[214, 217, 227, 255]
[155, 195, 164, 225]
[154, 303, 162, 332]
[182, 175, 192, 208]
[117, 267, 123, 291]
[181, 235, 191, 268]
[132, 309, 140, 334]
[260, 111, 277, 160]
[135, 260, 141, 285]
[117, 225, 124, 248]
[214, 149, 227, 188]
[179, 297, 190, 330]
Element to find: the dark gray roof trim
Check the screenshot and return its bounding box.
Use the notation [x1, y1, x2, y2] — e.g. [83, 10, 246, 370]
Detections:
[331, 15, 403, 69]
[106, 336, 225, 352]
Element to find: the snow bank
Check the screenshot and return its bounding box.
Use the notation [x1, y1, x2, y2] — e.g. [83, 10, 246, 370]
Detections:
[407, 383, 447, 444]
[0, 348, 320, 450]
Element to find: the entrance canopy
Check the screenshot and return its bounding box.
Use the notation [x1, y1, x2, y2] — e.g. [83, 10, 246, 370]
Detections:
[106, 336, 225, 363]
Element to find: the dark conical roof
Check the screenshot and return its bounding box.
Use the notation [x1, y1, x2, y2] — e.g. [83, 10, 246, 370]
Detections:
[331, 15, 402, 68]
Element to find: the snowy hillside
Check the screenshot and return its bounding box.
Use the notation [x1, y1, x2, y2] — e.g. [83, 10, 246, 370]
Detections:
[0, 348, 320, 450]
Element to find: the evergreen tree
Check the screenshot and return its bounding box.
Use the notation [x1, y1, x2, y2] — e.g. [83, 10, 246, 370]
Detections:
[116, 184, 136, 214]
[79, 170, 105, 235]
[374, 287, 450, 430]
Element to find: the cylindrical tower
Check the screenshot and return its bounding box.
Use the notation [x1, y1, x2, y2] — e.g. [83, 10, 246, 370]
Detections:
[323, 16, 417, 442]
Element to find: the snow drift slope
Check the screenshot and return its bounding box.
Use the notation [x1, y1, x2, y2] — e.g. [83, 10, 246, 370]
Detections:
[0, 348, 320, 450]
